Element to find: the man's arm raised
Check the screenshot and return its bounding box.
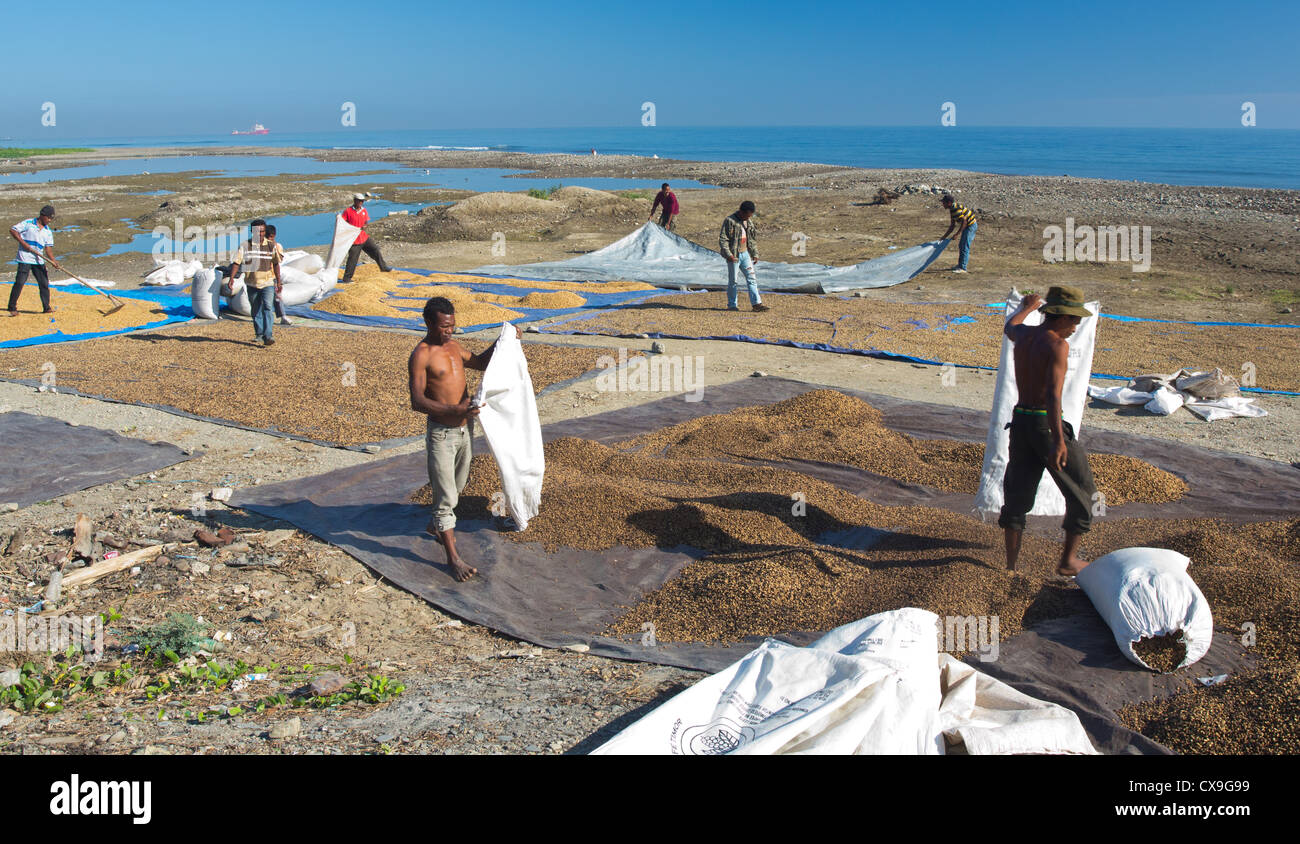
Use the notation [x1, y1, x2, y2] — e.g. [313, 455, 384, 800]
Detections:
[464, 339, 497, 372]
[1004, 293, 1043, 342]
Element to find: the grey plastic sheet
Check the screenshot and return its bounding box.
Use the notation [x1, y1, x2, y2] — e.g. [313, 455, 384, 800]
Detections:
[231, 377, 1286, 753]
[0, 411, 195, 509]
[472, 223, 948, 293]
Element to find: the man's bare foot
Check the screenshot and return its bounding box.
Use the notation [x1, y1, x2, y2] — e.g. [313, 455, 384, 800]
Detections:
[448, 556, 478, 582]
[1056, 557, 1088, 577]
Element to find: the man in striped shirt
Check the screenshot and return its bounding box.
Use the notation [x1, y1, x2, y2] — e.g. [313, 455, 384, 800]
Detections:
[7, 205, 63, 316]
[940, 194, 977, 273]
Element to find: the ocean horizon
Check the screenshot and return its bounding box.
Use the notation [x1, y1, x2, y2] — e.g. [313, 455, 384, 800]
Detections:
[6, 126, 1299, 190]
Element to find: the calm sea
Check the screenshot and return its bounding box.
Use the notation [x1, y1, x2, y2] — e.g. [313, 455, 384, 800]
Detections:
[7, 126, 1299, 190]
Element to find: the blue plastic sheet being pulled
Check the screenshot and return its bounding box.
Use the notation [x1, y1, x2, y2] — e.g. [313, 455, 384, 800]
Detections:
[0, 284, 194, 349]
[285, 268, 680, 333]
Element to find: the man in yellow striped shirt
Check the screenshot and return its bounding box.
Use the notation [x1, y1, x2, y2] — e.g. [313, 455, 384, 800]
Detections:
[940, 194, 977, 273]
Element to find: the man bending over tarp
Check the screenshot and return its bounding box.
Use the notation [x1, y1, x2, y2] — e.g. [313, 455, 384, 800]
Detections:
[999, 286, 1098, 577]
[409, 297, 497, 582]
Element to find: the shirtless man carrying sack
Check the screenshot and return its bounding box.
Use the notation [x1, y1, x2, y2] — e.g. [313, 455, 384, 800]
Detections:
[408, 297, 496, 582]
[998, 286, 1098, 577]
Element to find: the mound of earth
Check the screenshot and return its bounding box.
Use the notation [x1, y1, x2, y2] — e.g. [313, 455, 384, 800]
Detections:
[386, 187, 642, 242]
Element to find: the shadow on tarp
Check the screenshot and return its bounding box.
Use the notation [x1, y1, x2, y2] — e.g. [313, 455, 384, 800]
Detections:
[0, 284, 193, 349]
[0, 411, 197, 509]
[284, 268, 685, 333]
[541, 306, 1300, 397]
[230, 377, 1277, 753]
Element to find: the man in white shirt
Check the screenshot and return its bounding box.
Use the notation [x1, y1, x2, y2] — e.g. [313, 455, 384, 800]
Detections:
[7, 205, 63, 316]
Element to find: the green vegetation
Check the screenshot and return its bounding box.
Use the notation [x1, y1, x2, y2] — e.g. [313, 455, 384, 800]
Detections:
[1267, 289, 1299, 307]
[527, 184, 564, 200]
[0, 147, 92, 158]
[128, 613, 210, 658]
[0, 659, 135, 713]
[618, 189, 655, 200]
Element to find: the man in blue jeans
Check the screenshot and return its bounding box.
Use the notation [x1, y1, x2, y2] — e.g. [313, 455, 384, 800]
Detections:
[228, 220, 283, 346]
[719, 201, 770, 312]
[940, 194, 977, 273]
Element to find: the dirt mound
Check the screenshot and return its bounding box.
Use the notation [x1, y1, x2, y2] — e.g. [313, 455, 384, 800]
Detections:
[397, 187, 642, 242]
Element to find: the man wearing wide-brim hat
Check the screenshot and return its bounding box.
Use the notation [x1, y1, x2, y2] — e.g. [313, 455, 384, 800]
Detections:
[999, 285, 1098, 576]
[341, 192, 392, 283]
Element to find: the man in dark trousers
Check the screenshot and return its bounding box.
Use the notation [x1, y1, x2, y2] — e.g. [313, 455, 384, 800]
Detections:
[7, 205, 63, 316]
[649, 183, 679, 230]
[998, 286, 1097, 576]
[341, 193, 392, 282]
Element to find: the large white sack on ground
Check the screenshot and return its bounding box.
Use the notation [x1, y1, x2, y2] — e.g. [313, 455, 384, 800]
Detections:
[191, 267, 221, 320]
[1075, 547, 1213, 671]
[935, 654, 1097, 755]
[1088, 382, 1266, 422]
[974, 289, 1099, 518]
[311, 267, 339, 302]
[226, 282, 251, 316]
[592, 639, 942, 755]
[143, 259, 203, 286]
[470, 222, 947, 293]
[325, 214, 362, 270]
[473, 322, 544, 530]
[278, 266, 328, 306]
[1183, 395, 1267, 421]
[1144, 386, 1185, 416]
[592, 608, 1097, 755]
[283, 251, 325, 274]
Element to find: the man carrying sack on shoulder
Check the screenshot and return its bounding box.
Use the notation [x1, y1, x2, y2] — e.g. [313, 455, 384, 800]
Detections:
[998, 285, 1098, 577]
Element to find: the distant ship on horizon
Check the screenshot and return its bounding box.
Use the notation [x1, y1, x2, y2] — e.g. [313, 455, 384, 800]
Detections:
[231, 124, 269, 136]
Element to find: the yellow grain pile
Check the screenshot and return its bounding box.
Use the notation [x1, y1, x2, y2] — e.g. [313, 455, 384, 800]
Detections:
[517, 291, 586, 309]
[0, 287, 167, 344]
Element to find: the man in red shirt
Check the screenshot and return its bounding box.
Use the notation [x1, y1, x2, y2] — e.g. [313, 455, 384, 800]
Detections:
[649, 183, 679, 230]
[341, 193, 392, 282]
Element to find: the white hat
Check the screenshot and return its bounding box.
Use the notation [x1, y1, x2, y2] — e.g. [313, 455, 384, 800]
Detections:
[352, 193, 367, 201]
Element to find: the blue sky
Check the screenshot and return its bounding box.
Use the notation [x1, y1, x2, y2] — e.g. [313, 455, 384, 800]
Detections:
[3, 0, 1296, 138]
